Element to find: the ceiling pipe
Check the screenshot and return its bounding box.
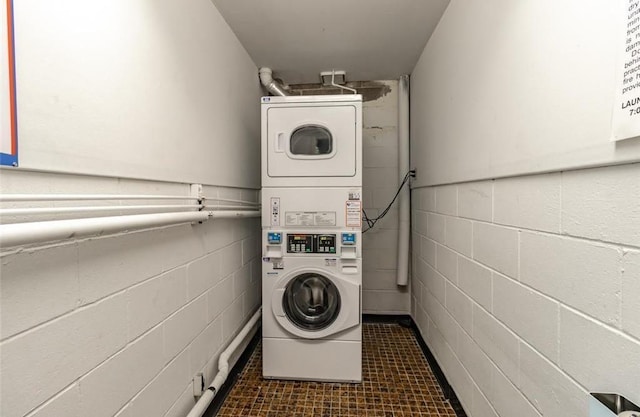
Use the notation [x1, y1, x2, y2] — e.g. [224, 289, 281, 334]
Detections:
[259, 67, 289, 96]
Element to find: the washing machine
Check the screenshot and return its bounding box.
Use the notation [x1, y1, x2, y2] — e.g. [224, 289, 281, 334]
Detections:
[262, 229, 362, 382]
[261, 95, 362, 188]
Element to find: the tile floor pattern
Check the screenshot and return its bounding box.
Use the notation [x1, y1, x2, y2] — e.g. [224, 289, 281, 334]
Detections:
[215, 323, 459, 417]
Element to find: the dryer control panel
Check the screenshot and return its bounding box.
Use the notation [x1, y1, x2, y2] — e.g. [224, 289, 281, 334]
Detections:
[287, 233, 336, 254]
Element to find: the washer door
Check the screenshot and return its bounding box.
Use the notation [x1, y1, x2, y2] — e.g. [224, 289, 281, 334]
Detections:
[283, 273, 341, 331]
[272, 268, 360, 339]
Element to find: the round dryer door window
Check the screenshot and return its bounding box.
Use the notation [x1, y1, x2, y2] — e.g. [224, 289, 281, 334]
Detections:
[283, 273, 341, 331]
[290, 125, 333, 155]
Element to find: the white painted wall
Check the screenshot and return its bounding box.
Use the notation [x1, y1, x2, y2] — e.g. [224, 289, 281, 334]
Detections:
[411, 164, 640, 417]
[361, 81, 410, 314]
[0, 172, 261, 417]
[411, 0, 640, 187]
[410, 1, 640, 416]
[0, 2, 263, 416]
[13, 0, 262, 188]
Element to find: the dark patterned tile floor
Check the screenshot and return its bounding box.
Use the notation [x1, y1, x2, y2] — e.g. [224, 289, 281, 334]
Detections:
[215, 323, 458, 417]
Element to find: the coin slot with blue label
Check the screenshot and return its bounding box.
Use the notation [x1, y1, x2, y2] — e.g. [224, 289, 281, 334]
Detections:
[342, 233, 356, 245]
[267, 232, 282, 244]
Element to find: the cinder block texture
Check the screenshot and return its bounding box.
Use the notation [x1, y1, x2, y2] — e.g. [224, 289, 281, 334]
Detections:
[0, 189, 260, 417]
[411, 163, 640, 417]
[445, 217, 473, 257]
[472, 222, 518, 278]
[518, 342, 588, 417]
[494, 173, 561, 233]
[520, 232, 621, 326]
[0, 245, 79, 340]
[560, 307, 640, 399]
[492, 273, 559, 362]
[458, 181, 492, 222]
[360, 80, 409, 314]
[435, 185, 458, 216]
[622, 250, 640, 340]
[472, 305, 520, 384]
[489, 367, 541, 417]
[562, 163, 640, 247]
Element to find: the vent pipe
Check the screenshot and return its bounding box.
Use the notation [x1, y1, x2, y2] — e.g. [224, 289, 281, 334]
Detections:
[259, 67, 289, 96]
[396, 75, 410, 286]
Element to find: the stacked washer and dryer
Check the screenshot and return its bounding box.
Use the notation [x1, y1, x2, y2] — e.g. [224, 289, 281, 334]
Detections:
[261, 95, 363, 383]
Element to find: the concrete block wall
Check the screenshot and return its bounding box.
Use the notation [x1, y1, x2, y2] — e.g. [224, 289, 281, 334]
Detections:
[411, 163, 640, 417]
[287, 80, 410, 314]
[0, 171, 261, 417]
[360, 80, 409, 314]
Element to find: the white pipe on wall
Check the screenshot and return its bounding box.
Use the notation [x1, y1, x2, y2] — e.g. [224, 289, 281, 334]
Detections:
[0, 194, 259, 206]
[396, 75, 411, 286]
[208, 210, 260, 219]
[186, 308, 262, 417]
[0, 194, 200, 202]
[0, 204, 200, 216]
[0, 210, 260, 248]
[204, 205, 260, 211]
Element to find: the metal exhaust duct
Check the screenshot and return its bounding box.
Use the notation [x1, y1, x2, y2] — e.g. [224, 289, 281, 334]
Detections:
[259, 67, 289, 96]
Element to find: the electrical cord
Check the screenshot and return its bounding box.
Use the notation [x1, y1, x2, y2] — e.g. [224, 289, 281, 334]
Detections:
[362, 169, 415, 233]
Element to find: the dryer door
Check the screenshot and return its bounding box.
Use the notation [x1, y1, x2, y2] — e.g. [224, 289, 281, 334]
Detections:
[272, 268, 360, 339]
[266, 105, 357, 178]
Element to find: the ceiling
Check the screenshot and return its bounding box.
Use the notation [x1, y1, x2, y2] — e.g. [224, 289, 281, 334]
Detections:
[211, 0, 451, 84]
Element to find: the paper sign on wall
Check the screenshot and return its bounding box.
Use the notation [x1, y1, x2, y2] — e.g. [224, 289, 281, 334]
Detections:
[613, 0, 640, 141]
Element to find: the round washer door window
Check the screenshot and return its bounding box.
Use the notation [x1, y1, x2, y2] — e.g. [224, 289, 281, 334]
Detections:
[283, 273, 341, 331]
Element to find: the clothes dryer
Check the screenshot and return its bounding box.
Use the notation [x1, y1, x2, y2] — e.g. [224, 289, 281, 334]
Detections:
[261, 95, 362, 188]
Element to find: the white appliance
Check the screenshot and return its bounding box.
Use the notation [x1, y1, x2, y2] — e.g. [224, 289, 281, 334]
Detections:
[261, 94, 363, 383]
[261, 95, 362, 188]
[262, 229, 362, 382]
[262, 187, 363, 230]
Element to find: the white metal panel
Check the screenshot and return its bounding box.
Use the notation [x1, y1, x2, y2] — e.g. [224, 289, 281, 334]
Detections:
[262, 337, 362, 382]
[261, 188, 362, 230]
[267, 105, 356, 178]
[261, 96, 362, 188]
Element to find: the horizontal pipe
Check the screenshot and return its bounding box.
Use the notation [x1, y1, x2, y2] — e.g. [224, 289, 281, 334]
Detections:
[0, 211, 209, 248]
[203, 197, 259, 206]
[0, 204, 201, 216]
[203, 205, 260, 211]
[0, 210, 259, 248]
[186, 308, 262, 417]
[208, 210, 260, 219]
[0, 194, 200, 202]
[0, 194, 259, 206]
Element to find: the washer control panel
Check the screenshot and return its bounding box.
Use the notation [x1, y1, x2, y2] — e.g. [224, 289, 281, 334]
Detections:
[287, 233, 336, 254]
